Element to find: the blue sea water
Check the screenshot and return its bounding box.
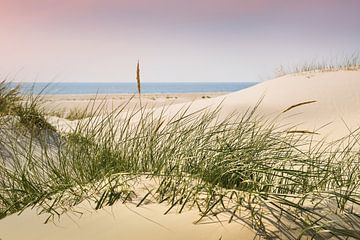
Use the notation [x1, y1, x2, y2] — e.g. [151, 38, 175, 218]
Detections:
[13, 82, 257, 95]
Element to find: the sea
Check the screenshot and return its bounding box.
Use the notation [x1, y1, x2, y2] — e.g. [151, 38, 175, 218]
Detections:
[12, 82, 257, 95]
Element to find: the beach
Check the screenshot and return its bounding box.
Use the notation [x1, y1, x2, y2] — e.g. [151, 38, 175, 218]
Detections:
[1, 70, 360, 239]
[40, 92, 227, 115]
[2, 0, 360, 239]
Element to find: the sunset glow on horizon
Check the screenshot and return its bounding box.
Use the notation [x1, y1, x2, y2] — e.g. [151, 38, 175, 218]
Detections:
[1, 0, 359, 82]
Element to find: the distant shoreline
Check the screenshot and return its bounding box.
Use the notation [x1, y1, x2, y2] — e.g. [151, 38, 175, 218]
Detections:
[37, 92, 228, 97]
[12, 82, 258, 95]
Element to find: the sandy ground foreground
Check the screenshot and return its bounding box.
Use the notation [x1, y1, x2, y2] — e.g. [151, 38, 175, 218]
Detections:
[0, 201, 257, 240]
[1, 70, 360, 239]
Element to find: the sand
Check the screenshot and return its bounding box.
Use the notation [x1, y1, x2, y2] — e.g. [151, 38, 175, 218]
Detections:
[41, 92, 226, 114]
[154, 70, 360, 141]
[1, 70, 360, 239]
[0, 195, 257, 240]
[0, 177, 259, 239]
[46, 71, 360, 140]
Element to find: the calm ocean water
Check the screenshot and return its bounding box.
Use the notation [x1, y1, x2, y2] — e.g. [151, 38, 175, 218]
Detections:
[13, 82, 257, 95]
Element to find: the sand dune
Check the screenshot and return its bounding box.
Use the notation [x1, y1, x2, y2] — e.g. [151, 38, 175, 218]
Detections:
[1, 70, 360, 239]
[49, 70, 360, 141]
[159, 70, 360, 140]
[48, 70, 360, 140]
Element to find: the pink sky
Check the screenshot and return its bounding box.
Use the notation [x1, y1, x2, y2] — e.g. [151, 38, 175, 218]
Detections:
[1, 0, 359, 82]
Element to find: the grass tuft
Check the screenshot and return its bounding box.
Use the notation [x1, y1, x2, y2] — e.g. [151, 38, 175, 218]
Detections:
[276, 53, 360, 77]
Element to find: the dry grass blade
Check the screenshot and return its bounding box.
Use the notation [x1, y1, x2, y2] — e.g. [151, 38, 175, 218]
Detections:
[282, 100, 317, 113]
[286, 130, 319, 135]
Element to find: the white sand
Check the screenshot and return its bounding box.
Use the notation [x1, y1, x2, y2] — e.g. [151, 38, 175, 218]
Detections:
[1, 70, 360, 239]
[158, 70, 360, 140]
[0, 201, 257, 240]
[0, 177, 258, 239]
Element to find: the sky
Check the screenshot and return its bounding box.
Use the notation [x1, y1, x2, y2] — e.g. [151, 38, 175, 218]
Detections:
[0, 0, 359, 82]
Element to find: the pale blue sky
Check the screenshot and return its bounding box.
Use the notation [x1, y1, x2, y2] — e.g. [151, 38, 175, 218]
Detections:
[0, 0, 359, 82]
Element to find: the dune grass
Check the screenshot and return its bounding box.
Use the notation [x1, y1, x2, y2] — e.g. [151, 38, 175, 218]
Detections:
[47, 107, 94, 120]
[0, 81, 360, 239]
[0, 81, 55, 131]
[65, 107, 93, 120]
[276, 53, 360, 77]
[0, 81, 21, 115]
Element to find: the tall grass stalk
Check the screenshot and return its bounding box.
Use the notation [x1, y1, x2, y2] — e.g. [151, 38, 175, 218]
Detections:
[136, 60, 143, 110]
[136, 60, 141, 96]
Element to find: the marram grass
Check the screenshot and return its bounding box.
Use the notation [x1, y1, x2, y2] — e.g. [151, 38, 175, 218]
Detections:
[276, 53, 360, 77]
[1, 81, 360, 239]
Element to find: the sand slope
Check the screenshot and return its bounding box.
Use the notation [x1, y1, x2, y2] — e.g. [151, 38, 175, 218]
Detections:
[48, 70, 360, 140]
[160, 70, 360, 140]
